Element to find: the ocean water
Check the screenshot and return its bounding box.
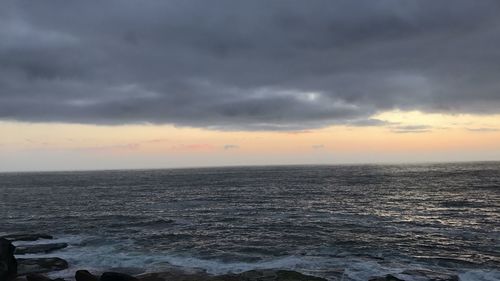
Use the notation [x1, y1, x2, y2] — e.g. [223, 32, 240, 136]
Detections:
[1, 163, 499, 280]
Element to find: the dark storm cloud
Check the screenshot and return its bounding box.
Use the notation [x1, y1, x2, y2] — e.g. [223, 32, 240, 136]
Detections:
[1, 0, 500, 130]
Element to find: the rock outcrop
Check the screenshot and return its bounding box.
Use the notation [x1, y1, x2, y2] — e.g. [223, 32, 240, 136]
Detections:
[15, 243, 68, 255]
[17, 258, 68, 275]
[75, 270, 99, 281]
[4, 234, 330, 281]
[0, 237, 17, 281]
[369, 269, 459, 281]
[2, 234, 53, 242]
[136, 269, 328, 281]
[233, 270, 327, 281]
[23, 273, 65, 281]
[100, 272, 139, 281]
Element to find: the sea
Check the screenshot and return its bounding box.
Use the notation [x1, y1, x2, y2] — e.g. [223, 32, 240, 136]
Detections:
[1, 162, 499, 281]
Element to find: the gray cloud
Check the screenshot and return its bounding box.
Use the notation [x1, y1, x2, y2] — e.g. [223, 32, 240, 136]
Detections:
[223, 144, 240, 150]
[466, 128, 499, 133]
[390, 125, 432, 134]
[1, 1, 500, 130]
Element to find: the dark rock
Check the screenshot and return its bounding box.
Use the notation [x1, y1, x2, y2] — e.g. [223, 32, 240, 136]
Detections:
[17, 258, 68, 275]
[213, 270, 328, 281]
[142, 269, 331, 281]
[76, 270, 99, 281]
[368, 275, 404, 281]
[137, 270, 208, 281]
[138, 270, 327, 281]
[0, 237, 17, 281]
[136, 274, 165, 281]
[275, 270, 327, 281]
[107, 268, 144, 276]
[1, 234, 53, 242]
[212, 275, 242, 281]
[237, 270, 279, 281]
[100, 272, 139, 281]
[26, 274, 53, 281]
[15, 243, 68, 255]
[25, 274, 65, 281]
[369, 269, 459, 281]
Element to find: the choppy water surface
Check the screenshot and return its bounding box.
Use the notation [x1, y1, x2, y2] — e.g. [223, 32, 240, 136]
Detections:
[1, 163, 499, 280]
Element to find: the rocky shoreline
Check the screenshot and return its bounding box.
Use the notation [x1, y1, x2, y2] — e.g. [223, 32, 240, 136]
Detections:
[0, 234, 463, 281]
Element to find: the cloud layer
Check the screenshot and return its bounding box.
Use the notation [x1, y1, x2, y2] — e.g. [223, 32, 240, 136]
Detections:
[1, 0, 500, 130]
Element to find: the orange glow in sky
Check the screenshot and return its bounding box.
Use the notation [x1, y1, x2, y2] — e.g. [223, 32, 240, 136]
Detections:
[1, 110, 500, 172]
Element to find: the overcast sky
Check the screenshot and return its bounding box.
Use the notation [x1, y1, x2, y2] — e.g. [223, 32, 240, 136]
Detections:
[1, 0, 500, 130]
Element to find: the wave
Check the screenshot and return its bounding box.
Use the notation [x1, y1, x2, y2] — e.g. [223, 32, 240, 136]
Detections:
[15, 234, 500, 281]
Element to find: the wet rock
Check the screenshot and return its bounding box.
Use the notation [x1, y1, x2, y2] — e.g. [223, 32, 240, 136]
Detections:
[370, 269, 459, 281]
[274, 270, 327, 281]
[15, 243, 68, 255]
[137, 270, 208, 281]
[26, 274, 53, 281]
[217, 270, 327, 281]
[100, 272, 139, 281]
[26, 274, 64, 281]
[369, 275, 404, 281]
[138, 270, 326, 281]
[2, 234, 53, 242]
[107, 268, 145, 276]
[0, 237, 17, 281]
[136, 274, 165, 281]
[237, 270, 280, 281]
[76, 270, 99, 281]
[17, 258, 68, 275]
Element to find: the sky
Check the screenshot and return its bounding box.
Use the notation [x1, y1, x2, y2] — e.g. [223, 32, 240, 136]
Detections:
[1, 0, 500, 172]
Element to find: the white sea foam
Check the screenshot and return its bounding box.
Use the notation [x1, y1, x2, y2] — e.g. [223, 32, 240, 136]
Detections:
[15, 234, 500, 281]
[28, 235, 324, 279]
[40, 240, 390, 281]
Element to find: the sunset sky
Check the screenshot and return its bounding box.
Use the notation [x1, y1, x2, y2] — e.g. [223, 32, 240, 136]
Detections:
[1, 1, 500, 171]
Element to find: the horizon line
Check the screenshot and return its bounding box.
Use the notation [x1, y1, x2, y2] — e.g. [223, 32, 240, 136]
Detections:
[1, 159, 499, 174]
